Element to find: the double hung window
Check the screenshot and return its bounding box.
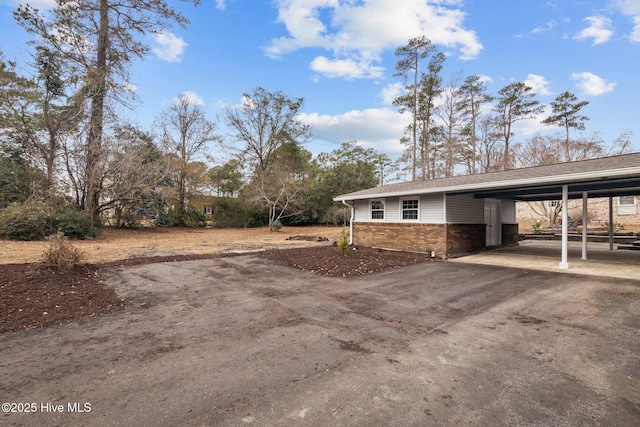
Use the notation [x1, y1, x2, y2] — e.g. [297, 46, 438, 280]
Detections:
[619, 196, 636, 215]
[401, 199, 419, 220]
[371, 200, 385, 220]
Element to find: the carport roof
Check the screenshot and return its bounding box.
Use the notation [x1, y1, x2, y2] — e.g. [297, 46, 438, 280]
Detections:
[334, 152, 640, 202]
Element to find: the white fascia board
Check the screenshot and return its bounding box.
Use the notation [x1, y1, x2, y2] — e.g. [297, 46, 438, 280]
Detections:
[333, 166, 640, 202]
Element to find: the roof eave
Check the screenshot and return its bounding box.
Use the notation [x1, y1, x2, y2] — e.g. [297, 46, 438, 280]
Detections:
[333, 166, 640, 202]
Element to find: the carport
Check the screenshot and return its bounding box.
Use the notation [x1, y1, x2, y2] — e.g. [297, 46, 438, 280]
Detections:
[336, 153, 640, 269]
[471, 153, 640, 268]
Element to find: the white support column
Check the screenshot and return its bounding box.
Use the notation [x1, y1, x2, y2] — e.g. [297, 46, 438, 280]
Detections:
[582, 191, 588, 260]
[609, 196, 614, 251]
[559, 185, 570, 269]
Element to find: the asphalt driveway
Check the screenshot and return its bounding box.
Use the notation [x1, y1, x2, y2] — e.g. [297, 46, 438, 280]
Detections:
[1, 255, 639, 426]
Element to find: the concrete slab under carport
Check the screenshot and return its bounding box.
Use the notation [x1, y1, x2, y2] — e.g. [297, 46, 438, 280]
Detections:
[452, 239, 640, 280]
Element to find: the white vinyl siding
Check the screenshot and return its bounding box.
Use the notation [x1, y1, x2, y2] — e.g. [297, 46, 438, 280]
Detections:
[385, 197, 400, 222]
[501, 199, 517, 224]
[354, 200, 370, 221]
[356, 193, 491, 225]
[420, 194, 445, 223]
[445, 194, 484, 224]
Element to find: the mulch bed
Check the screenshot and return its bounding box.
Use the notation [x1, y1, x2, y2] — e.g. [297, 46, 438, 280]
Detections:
[0, 263, 123, 334]
[1, 246, 429, 334]
[260, 245, 430, 277]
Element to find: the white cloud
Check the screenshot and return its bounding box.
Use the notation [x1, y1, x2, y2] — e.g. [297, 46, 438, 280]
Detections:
[300, 108, 409, 156]
[609, 0, 640, 15]
[4, 0, 56, 9]
[152, 32, 188, 62]
[571, 72, 616, 95]
[524, 74, 552, 96]
[174, 91, 205, 106]
[610, 0, 640, 42]
[379, 82, 404, 106]
[310, 56, 384, 79]
[215, 0, 226, 11]
[517, 20, 556, 38]
[512, 104, 552, 136]
[573, 16, 614, 45]
[266, 0, 482, 79]
[631, 17, 640, 42]
[532, 21, 556, 34]
[477, 74, 493, 84]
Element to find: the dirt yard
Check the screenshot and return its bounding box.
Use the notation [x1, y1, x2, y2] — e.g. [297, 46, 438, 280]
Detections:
[1, 226, 433, 333]
[0, 227, 350, 333]
[0, 226, 344, 265]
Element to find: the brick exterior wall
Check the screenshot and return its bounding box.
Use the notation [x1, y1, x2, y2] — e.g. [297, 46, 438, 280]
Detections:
[502, 223, 519, 247]
[517, 197, 640, 232]
[446, 224, 486, 257]
[353, 222, 490, 257]
[353, 222, 447, 255]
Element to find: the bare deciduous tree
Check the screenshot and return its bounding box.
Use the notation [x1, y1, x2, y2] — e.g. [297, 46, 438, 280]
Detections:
[157, 93, 220, 211]
[224, 87, 311, 230]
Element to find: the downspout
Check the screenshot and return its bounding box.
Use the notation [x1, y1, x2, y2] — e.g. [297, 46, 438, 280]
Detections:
[342, 200, 354, 245]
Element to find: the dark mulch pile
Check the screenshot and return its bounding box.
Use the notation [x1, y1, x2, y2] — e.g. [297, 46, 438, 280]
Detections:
[1, 246, 429, 334]
[0, 263, 124, 334]
[260, 245, 430, 277]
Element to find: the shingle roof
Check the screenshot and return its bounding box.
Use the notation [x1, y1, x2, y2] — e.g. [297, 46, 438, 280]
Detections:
[334, 152, 640, 201]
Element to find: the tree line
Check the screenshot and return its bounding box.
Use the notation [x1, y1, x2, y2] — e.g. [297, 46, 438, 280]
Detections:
[392, 35, 630, 181]
[0, 0, 391, 236]
[0, 2, 632, 238]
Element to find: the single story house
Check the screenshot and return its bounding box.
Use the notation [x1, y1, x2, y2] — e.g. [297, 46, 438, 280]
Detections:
[334, 153, 640, 267]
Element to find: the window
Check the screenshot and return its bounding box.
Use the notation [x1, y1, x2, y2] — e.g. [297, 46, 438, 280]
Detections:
[370, 200, 385, 220]
[619, 196, 637, 215]
[620, 196, 636, 206]
[401, 198, 419, 220]
[546, 200, 559, 209]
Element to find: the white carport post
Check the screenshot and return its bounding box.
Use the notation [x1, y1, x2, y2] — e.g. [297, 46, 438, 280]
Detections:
[581, 191, 588, 260]
[559, 185, 570, 269]
[609, 196, 614, 250]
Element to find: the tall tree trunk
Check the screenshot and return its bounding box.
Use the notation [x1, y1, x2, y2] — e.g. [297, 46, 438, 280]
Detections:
[411, 57, 418, 182]
[84, 0, 109, 225]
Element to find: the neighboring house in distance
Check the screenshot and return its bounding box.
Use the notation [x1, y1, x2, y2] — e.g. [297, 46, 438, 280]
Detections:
[334, 153, 640, 258]
[517, 196, 640, 232]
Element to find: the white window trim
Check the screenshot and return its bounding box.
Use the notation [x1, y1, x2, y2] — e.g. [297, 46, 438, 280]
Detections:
[619, 196, 636, 206]
[370, 199, 386, 221]
[399, 196, 420, 222]
[618, 196, 637, 215]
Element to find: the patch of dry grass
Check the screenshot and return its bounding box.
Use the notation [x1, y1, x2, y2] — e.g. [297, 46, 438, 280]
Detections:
[0, 226, 342, 265]
[41, 232, 86, 270]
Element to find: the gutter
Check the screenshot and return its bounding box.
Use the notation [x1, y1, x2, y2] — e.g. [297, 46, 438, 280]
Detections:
[334, 166, 640, 202]
[341, 200, 354, 245]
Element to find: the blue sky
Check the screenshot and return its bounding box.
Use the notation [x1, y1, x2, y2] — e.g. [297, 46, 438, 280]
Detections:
[1, 0, 639, 160]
